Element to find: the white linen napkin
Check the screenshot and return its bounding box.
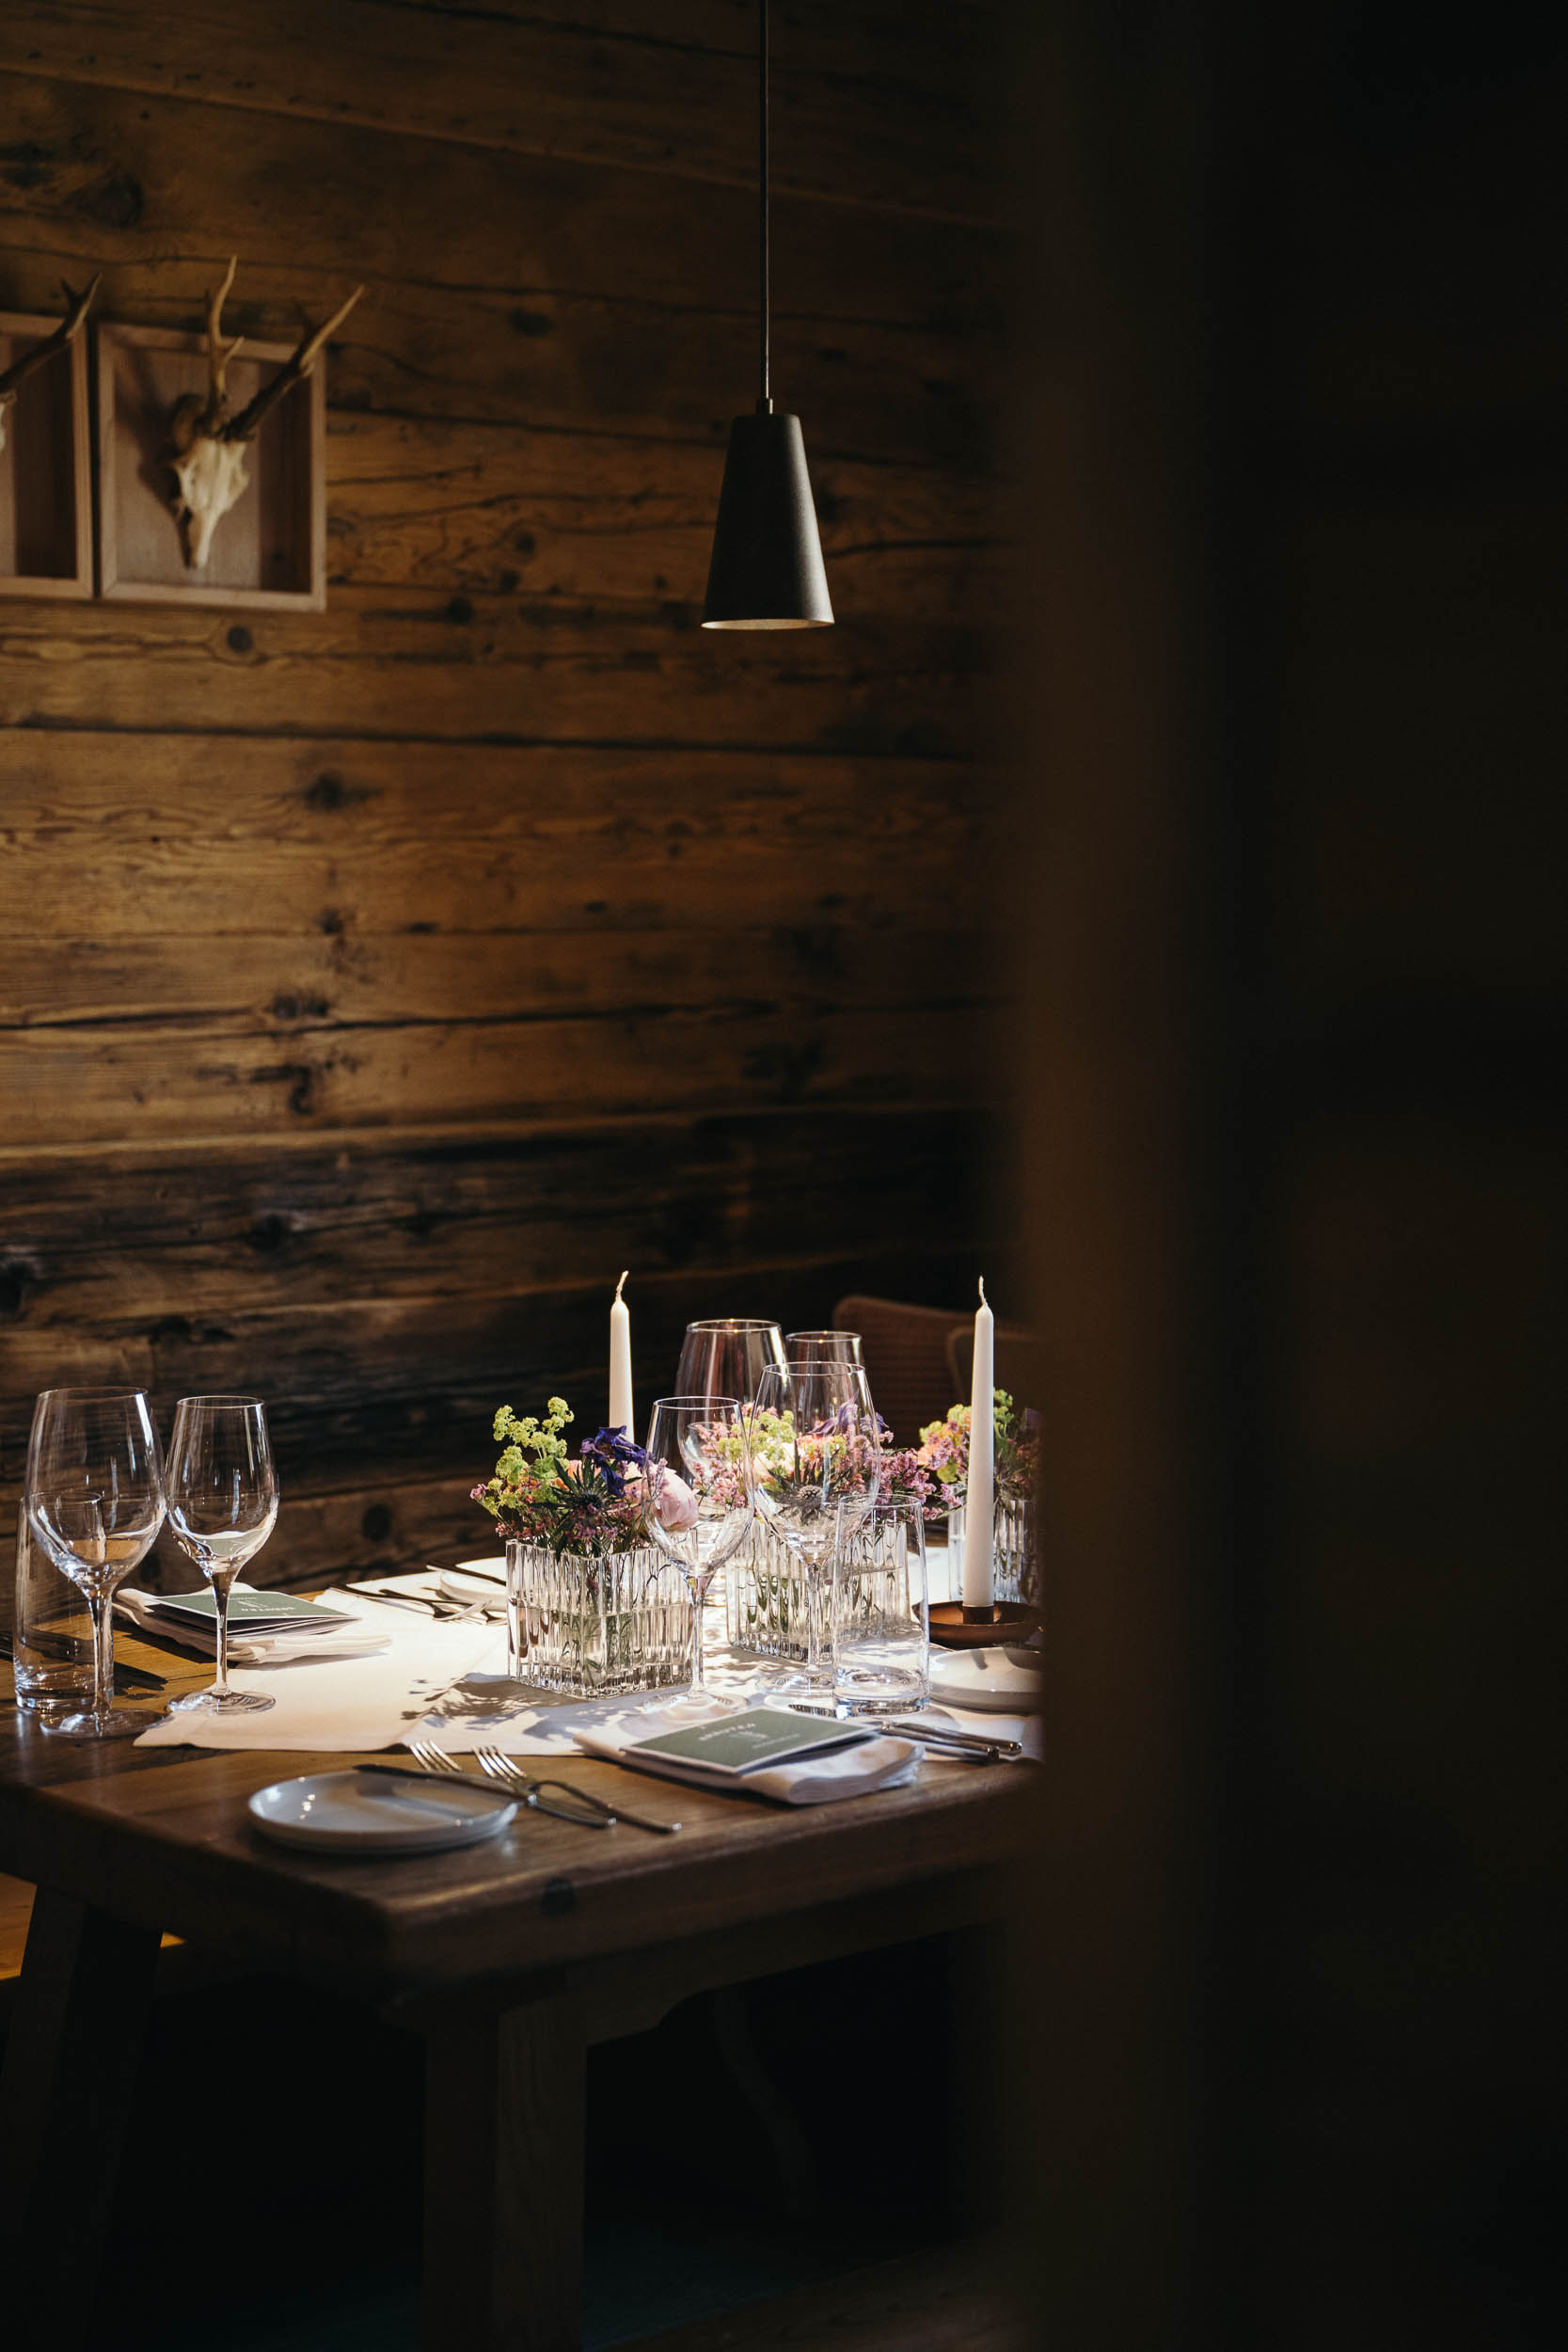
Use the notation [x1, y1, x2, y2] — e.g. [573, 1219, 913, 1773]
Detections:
[133, 1591, 498, 1752]
[570, 1704, 920, 1805]
[116, 1585, 393, 1666]
[408, 1677, 668, 1755]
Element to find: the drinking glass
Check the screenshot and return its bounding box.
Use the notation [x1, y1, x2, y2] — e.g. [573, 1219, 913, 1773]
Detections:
[832, 1492, 930, 1715]
[641, 1395, 755, 1708]
[752, 1361, 883, 1696]
[24, 1388, 166, 1740]
[784, 1329, 863, 1364]
[675, 1319, 787, 1408]
[164, 1397, 279, 1719]
[11, 1497, 94, 1714]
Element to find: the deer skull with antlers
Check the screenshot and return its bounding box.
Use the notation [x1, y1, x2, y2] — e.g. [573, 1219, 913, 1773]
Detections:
[169, 258, 363, 569]
[0, 275, 99, 453]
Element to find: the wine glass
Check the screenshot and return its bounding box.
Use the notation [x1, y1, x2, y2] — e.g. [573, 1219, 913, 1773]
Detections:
[752, 1361, 883, 1698]
[24, 1388, 166, 1740]
[784, 1329, 863, 1363]
[675, 1319, 787, 1409]
[163, 1397, 279, 1719]
[641, 1396, 754, 1709]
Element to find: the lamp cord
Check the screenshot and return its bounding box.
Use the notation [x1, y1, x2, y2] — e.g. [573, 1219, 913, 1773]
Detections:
[758, 0, 770, 411]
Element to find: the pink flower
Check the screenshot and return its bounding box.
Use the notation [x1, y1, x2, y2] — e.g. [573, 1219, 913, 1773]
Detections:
[650, 1465, 699, 1531]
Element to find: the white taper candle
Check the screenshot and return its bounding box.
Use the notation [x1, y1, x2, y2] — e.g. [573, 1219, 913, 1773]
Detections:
[963, 1277, 995, 1614]
[610, 1269, 633, 1438]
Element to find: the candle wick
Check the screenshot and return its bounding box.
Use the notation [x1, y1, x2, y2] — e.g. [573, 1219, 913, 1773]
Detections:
[615, 1269, 628, 1303]
[978, 1276, 987, 1305]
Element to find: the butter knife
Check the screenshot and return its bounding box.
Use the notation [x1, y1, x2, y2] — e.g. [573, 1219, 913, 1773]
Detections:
[0, 1631, 171, 1692]
[883, 1718, 1025, 1760]
[356, 1760, 519, 1804]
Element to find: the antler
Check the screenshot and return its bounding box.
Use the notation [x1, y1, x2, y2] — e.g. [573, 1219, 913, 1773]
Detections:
[166, 262, 365, 569]
[0, 273, 100, 421]
[222, 282, 364, 443]
[201, 253, 243, 421]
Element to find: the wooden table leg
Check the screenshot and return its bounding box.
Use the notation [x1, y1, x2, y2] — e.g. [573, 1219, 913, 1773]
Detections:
[422, 1993, 586, 2352]
[0, 1887, 161, 2344]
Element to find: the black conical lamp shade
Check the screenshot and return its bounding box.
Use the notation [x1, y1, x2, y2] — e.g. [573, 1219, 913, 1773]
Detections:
[702, 407, 833, 629]
[702, 0, 833, 629]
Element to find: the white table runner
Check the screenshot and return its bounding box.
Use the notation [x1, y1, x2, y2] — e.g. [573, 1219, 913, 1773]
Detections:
[132, 1580, 1042, 1761]
[133, 1591, 498, 1752]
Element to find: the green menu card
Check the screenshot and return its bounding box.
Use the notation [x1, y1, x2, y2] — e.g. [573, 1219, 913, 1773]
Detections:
[626, 1708, 873, 1776]
[149, 1588, 355, 1629]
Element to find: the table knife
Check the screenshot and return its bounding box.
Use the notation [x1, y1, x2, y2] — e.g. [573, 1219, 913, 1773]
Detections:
[883, 1718, 1026, 1760]
[0, 1632, 172, 1692]
[426, 1561, 509, 1588]
[356, 1759, 521, 1804]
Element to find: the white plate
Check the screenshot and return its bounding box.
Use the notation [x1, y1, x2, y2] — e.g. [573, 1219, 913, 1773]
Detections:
[927, 1645, 1042, 1714]
[247, 1768, 517, 1854]
[440, 1566, 509, 1606]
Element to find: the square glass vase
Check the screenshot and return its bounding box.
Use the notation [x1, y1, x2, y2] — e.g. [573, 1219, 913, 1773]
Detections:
[993, 1493, 1039, 1607]
[504, 1538, 691, 1698]
[725, 1520, 813, 1662]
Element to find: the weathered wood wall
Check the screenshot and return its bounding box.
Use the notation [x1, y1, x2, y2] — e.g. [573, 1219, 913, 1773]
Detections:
[0, 1, 1008, 1587]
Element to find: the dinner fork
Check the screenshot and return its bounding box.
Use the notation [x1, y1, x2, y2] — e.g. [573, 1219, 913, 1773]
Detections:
[472, 1744, 682, 1837]
[411, 1740, 676, 1825]
[352, 1584, 496, 1622]
[407, 1738, 617, 1830]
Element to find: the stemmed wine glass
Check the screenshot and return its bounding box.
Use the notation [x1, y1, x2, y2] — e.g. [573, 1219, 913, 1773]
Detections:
[674, 1319, 787, 1408]
[164, 1396, 279, 1719]
[784, 1329, 863, 1364]
[24, 1388, 166, 1740]
[752, 1361, 883, 1698]
[641, 1396, 754, 1710]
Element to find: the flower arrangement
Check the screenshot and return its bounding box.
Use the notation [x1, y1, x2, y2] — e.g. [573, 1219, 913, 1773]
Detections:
[877, 1439, 936, 1512]
[472, 1397, 651, 1557]
[917, 1390, 1039, 1502]
[685, 1402, 784, 1510]
[728, 1402, 937, 1515]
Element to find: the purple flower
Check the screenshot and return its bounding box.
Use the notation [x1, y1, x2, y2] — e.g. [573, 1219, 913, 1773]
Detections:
[580, 1425, 647, 1498]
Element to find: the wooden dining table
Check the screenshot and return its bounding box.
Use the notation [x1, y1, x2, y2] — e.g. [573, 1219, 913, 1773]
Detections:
[0, 1630, 1034, 2352]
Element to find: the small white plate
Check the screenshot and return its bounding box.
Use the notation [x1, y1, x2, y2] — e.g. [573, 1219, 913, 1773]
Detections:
[440, 1565, 509, 1606]
[927, 1645, 1042, 1714]
[247, 1768, 517, 1854]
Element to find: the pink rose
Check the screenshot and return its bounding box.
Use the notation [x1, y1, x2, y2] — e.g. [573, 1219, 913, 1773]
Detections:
[650, 1465, 699, 1530]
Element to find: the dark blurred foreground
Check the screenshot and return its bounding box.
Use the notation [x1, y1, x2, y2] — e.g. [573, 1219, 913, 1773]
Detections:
[1008, 2, 1566, 2344]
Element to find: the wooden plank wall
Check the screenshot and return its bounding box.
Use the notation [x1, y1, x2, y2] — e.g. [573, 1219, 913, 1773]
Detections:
[0, 1, 1009, 1589]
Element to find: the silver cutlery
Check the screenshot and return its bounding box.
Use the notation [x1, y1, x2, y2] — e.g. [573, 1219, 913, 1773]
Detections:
[882, 1716, 1025, 1762]
[0, 1631, 172, 1692]
[359, 1758, 518, 1805]
[350, 1584, 497, 1622]
[425, 1560, 508, 1588]
[783, 1700, 1022, 1762]
[472, 1743, 681, 1836]
[407, 1736, 665, 1833]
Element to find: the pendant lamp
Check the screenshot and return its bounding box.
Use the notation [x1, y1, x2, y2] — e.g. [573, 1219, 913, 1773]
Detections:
[702, 0, 833, 629]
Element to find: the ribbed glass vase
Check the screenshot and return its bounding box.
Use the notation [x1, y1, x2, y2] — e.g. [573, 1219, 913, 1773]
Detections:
[725, 1520, 812, 1661]
[992, 1493, 1039, 1608]
[504, 1539, 691, 1697]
